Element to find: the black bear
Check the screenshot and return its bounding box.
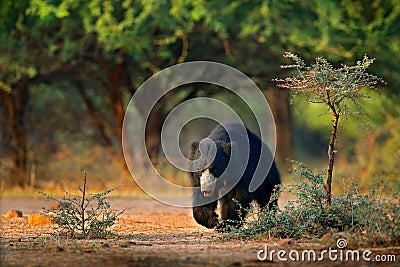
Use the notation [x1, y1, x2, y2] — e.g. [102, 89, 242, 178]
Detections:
[189, 122, 281, 228]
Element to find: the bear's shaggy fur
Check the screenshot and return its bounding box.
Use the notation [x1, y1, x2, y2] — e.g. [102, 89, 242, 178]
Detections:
[189, 122, 281, 228]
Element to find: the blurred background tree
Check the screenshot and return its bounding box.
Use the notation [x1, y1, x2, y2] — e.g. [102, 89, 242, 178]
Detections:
[0, 0, 399, 192]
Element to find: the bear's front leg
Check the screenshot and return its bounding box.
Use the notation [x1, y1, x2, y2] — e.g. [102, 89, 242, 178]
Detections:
[217, 188, 251, 230]
[192, 202, 218, 228]
[191, 187, 219, 228]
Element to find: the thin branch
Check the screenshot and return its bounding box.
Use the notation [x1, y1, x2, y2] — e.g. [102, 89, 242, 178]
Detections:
[81, 171, 87, 235]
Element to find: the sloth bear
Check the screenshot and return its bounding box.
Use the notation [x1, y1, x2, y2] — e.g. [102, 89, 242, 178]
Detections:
[189, 122, 281, 228]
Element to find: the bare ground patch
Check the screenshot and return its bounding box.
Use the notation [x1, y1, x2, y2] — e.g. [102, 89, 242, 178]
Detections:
[1, 198, 399, 266]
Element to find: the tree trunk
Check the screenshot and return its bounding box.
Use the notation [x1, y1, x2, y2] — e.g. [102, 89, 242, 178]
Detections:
[326, 113, 339, 206]
[265, 87, 291, 165]
[107, 62, 132, 178]
[132, 84, 178, 167]
[145, 105, 167, 166]
[108, 62, 125, 144]
[0, 84, 29, 187]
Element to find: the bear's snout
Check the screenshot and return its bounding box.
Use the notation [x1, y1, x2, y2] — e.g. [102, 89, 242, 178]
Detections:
[202, 190, 211, 197]
[200, 169, 216, 197]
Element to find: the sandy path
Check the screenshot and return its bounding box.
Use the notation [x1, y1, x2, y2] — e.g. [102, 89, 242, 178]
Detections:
[0, 197, 193, 215]
[1, 197, 398, 266]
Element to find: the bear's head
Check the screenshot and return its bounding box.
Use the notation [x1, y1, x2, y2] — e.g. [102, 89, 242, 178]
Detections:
[189, 138, 231, 197]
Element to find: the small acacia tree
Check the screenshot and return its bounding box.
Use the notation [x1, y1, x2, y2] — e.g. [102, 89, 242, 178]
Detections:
[275, 52, 385, 206]
[37, 172, 124, 238]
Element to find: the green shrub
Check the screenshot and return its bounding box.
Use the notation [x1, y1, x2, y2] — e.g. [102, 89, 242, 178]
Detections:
[36, 172, 124, 238]
[222, 161, 400, 246]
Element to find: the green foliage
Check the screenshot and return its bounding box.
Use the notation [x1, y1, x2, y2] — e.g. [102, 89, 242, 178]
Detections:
[1, 0, 399, 188]
[276, 52, 385, 115]
[36, 173, 124, 239]
[222, 161, 400, 246]
[290, 87, 400, 189]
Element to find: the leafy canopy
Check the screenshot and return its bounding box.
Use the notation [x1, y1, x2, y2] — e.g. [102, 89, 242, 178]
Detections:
[275, 52, 386, 116]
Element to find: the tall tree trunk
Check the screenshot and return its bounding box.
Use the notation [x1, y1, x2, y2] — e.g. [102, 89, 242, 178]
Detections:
[265, 86, 291, 165]
[108, 62, 125, 144]
[1, 84, 29, 187]
[145, 105, 167, 165]
[107, 62, 131, 178]
[132, 85, 176, 167]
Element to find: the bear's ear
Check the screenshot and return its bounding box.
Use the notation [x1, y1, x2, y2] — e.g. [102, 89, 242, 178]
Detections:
[189, 141, 199, 160]
[190, 141, 199, 151]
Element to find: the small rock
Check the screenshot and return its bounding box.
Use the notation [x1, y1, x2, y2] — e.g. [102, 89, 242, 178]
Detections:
[5, 210, 23, 218]
[27, 214, 52, 225]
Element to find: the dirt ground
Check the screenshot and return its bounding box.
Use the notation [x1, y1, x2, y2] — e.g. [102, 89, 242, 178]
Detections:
[1, 197, 399, 267]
